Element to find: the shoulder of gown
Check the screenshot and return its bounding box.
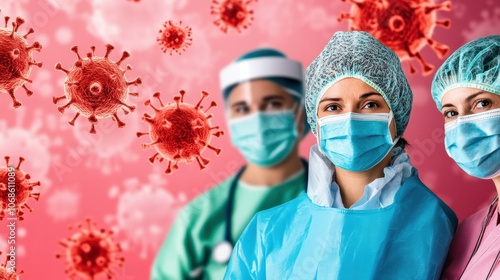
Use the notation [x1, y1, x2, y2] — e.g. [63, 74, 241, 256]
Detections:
[442, 202, 493, 279]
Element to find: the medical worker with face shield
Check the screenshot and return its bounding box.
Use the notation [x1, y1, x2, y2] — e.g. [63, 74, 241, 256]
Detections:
[223, 31, 457, 279]
[151, 48, 309, 280]
[431, 35, 500, 280]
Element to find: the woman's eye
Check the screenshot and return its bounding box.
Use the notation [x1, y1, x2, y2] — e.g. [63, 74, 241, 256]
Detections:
[363, 102, 378, 109]
[476, 100, 490, 108]
[325, 104, 340, 111]
[444, 110, 458, 118]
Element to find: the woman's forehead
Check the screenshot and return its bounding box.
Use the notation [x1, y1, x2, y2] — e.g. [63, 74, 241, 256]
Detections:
[320, 78, 381, 100]
[441, 87, 499, 104]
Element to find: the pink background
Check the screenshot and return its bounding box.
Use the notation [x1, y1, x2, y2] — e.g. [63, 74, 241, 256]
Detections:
[0, 0, 498, 279]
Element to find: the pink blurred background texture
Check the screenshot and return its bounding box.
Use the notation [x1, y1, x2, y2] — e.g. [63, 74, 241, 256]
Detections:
[0, 0, 498, 278]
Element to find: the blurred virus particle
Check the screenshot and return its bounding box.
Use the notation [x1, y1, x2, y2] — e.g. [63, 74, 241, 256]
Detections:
[0, 109, 57, 191]
[56, 218, 124, 280]
[46, 188, 80, 222]
[462, 8, 500, 42]
[88, 0, 182, 52]
[160, 25, 222, 87]
[137, 90, 224, 174]
[53, 44, 142, 134]
[107, 174, 186, 258]
[0, 10, 43, 108]
[338, 0, 452, 76]
[0, 156, 40, 221]
[70, 116, 140, 175]
[0, 251, 23, 280]
[157, 20, 192, 55]
[210, 0, 257, 33]
[0, 229, 27, 258]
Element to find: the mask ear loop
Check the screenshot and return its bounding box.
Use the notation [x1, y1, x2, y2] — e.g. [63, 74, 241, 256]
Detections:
[363, 110, 402, 167]
[315, 113, 333, 156]
[387, 110, 401, 154]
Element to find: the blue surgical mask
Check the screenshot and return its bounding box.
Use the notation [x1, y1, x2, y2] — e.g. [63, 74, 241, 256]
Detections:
[229, 109, 299, 167]
[445, 108, 500, 179]
[318, 111, 398, 172]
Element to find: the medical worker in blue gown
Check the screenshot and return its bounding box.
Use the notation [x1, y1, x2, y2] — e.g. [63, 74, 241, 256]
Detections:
[223, 31, 458, 279]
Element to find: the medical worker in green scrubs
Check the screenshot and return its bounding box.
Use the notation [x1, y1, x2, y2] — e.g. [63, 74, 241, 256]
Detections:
[151, 48, 309, 279]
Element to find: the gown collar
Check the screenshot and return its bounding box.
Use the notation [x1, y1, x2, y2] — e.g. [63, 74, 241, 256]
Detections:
[306, 144, 415, 210]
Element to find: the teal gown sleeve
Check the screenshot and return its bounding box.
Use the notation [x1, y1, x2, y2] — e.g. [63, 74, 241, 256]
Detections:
[151, 211, 194, 280]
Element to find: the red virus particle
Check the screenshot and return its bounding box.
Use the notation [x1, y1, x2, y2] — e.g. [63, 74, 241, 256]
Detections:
[53, 44, 142, 134]
[0, 251, 23, 280]
[210, 0, 257, 33]
[157, 20, 192, 55]
[137, 90, 224, 174]
[56, 218, 125, 280]
[0, 156, 40, 221]
[338, 0, 452, 75]
[0, 10, 43, 108]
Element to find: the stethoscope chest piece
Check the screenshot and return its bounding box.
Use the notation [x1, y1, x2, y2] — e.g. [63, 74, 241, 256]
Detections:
[212, 240, 233, 264]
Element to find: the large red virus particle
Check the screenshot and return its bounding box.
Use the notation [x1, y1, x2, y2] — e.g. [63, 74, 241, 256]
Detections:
[157, 20, 192, 55]
[53, 44, 142, 134]
[0, 10, 43, 108]
[338, 0, 452, 75]
[56, 218, 125, 280]
[210, 0, 257, 33]
[0, 156, 40, 221]
[0, 251, 23, 280]
[137, 90, 224, 174]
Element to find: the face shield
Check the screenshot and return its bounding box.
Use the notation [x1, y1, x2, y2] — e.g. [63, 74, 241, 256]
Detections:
[219, 51, 305, 166]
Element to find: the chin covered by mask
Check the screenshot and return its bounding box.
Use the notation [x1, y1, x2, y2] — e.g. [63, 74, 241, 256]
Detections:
[445, 109, 500, 179]
[229, 109, 299, 167]
[318, 111, 399, 171]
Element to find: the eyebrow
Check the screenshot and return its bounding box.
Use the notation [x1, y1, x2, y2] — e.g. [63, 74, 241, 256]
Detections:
[441, 91, 487, 108]
[319, 91, 381, 103]
[230, 95, 285, 108]
[360, 92, 382, 99]
[262, 95, 285, 102]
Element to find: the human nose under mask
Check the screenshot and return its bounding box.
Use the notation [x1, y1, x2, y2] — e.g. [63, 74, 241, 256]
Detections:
[318, 111, 399, 172]
[445, 108, 500, 179]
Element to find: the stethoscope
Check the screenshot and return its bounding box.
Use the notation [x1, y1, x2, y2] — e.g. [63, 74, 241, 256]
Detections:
[211, 158, 309, 265]
[459, 196, 500, 279]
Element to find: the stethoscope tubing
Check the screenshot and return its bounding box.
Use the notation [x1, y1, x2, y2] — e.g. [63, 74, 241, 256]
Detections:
[224, 158, 308, 245]
[224, 165, 247, 244]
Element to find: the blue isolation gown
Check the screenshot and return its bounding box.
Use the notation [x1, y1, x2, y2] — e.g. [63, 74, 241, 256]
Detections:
[224, 146, 457, 279]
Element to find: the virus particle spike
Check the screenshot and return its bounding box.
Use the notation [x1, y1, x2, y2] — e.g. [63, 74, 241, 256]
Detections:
[0, 10, 43, 108]
[137, 90, 224, 174]
[56, 217, 125, 280]
[157, 20, 192, 55]
[210, 0, 258, 33]
[0, 251, 24, 279]
[338, 0, 452, 76]
[54, 44, 142, 134]
[0, 156, 41, 221]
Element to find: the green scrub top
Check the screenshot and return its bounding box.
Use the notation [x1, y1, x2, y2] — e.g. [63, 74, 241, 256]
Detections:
[151, 170, 306, 280]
